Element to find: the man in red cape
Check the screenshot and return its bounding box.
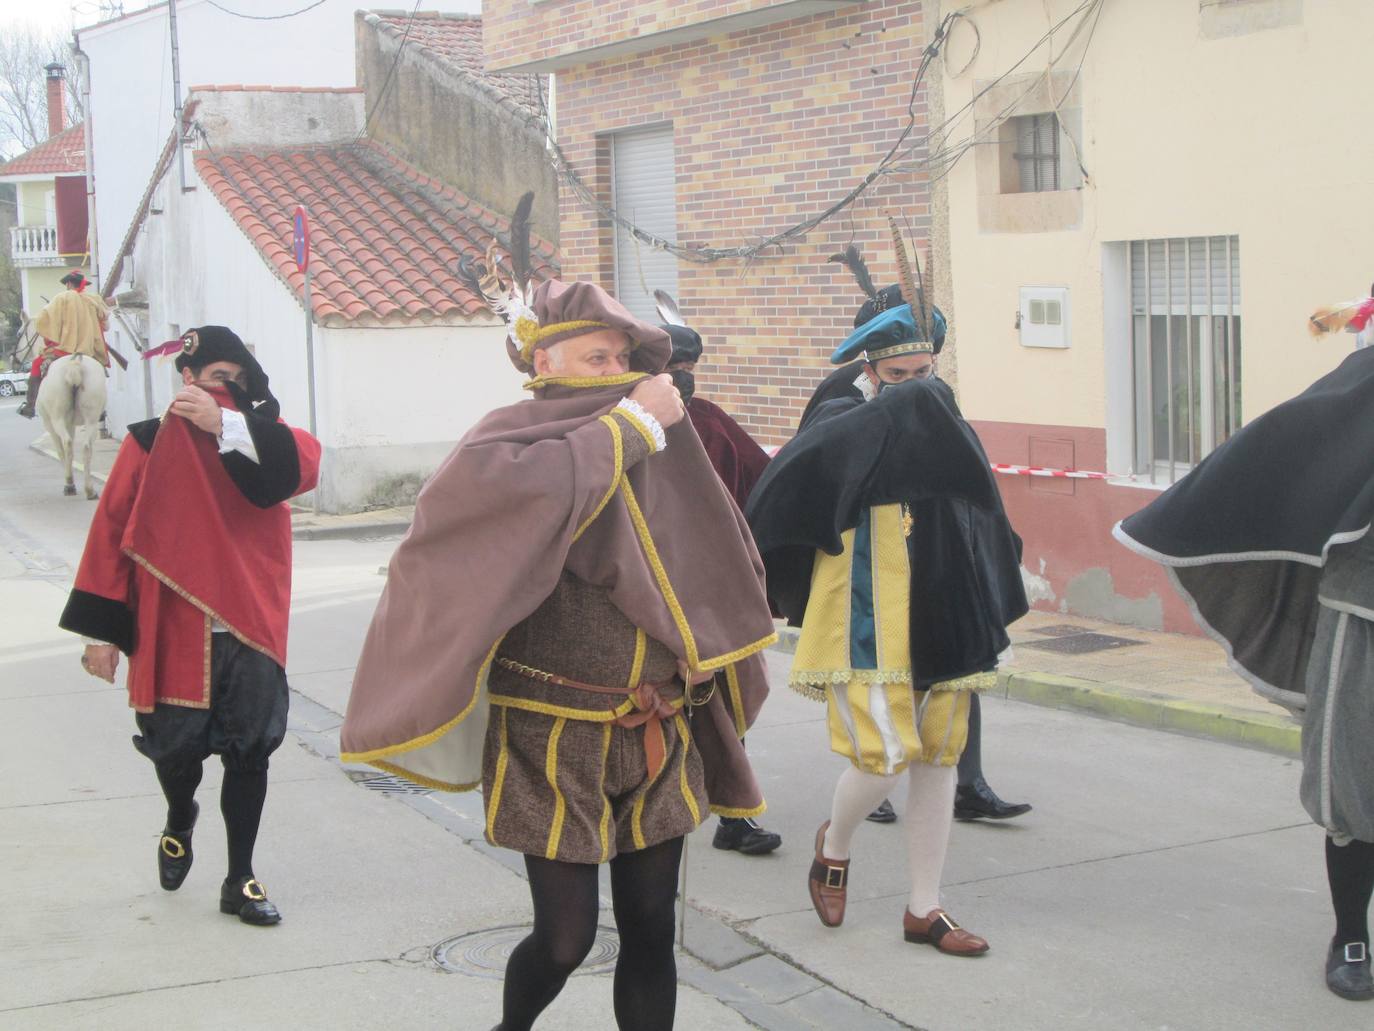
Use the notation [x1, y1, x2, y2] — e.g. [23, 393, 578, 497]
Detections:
[59, 325, 320, 926]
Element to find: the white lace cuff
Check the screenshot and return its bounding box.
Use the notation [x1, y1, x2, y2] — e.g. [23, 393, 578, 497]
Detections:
[217, 408, 260, 463]
[615, 397, 668, 453]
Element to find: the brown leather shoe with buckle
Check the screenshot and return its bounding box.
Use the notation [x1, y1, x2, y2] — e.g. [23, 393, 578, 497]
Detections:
[902, 907, 989, 956]
[807, 820, 849, 927]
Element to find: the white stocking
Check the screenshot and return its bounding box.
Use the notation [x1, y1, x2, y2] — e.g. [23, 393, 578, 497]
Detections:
[823, 765, 900, 860]
[904, 761, 956, 916]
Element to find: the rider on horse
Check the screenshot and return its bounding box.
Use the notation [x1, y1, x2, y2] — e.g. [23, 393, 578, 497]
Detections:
[17, 270, 110, 419]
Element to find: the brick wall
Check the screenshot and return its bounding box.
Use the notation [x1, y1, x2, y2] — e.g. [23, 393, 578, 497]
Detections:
[483, 0, 832, 72]
[538, 0, 932, 444]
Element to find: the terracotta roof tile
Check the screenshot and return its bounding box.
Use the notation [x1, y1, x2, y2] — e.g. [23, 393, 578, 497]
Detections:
[192, 141, 557, 325]
[0, 124, 86, 177]
[367, 11, 545, 119]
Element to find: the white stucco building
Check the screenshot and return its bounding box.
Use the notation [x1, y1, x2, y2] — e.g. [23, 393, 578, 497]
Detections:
[100, 85, 546, 512]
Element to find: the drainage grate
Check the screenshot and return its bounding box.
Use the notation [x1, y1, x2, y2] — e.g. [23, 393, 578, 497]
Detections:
[1021, 631, 1143, 655]
[432, 925, 619, 979]
[346, 771, 434, 796]
[1028, 624, 1095, 637]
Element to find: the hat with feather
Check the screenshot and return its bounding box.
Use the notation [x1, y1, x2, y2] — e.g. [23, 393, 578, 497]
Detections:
[459, 192, 668, 375]
[653, 289, 703, 365]
[827, 219, 946, 365]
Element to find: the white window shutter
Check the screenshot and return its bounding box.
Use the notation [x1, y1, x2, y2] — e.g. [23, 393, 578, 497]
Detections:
[611, 126, 680, 323]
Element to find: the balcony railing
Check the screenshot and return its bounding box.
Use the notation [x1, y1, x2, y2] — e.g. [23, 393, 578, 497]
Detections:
[10, 225, 65, 268]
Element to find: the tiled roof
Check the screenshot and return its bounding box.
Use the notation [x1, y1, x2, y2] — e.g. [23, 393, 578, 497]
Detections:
[193, 141, 557, 325]
[0, 124, 86, 177]
[368, 11, 544, 118]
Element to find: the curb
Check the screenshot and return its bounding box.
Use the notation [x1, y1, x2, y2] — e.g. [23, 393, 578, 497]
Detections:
[767, 627, 1300, 758]
[291, 519, 412, 541]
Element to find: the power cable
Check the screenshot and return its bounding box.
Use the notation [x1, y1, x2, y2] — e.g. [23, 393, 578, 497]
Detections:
[540, 0, 1104, 265]
[204, 0, 330, 20]
[356, 0, 422, 143]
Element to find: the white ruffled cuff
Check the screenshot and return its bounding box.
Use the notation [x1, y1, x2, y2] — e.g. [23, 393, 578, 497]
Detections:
[615, 397, 668, 453]
[217, 408, 260, 464]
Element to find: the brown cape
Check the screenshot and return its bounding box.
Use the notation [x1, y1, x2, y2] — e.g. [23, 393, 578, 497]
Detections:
[341, 374, 777, 795]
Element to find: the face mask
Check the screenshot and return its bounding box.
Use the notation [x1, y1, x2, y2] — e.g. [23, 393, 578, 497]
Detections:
[669, 367, 696, 404]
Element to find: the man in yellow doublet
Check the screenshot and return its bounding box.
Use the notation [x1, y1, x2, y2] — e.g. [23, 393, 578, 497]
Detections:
[748, 246, 1027, 958]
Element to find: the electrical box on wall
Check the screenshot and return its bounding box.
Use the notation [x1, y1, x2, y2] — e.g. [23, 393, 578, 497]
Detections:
[1018, 287, 1070, 348]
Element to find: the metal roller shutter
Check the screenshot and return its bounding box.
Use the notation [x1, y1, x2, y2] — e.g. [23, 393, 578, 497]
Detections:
[611, 125, 679, 322]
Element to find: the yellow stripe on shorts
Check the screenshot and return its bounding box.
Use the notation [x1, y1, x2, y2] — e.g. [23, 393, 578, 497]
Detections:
[544, 717, 568, 860]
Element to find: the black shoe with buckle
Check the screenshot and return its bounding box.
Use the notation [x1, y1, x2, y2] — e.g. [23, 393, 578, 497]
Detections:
[16, 401, 34, 419]
[954, 777, 1032, 821]
[1327, 939, 1374, 1001]
[220, 876, 282, 926]
[866, 798, 897, 823]
[713, 816, 782, 855]
[158, 801, 199, 891]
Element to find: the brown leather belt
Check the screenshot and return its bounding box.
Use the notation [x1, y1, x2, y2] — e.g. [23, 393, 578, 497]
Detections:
[494, 656, 682, 780]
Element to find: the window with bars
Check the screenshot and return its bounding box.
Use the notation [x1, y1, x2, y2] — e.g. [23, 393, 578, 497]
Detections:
[1013, 114, 1060, 193]
[1126, 236, 1242, 482]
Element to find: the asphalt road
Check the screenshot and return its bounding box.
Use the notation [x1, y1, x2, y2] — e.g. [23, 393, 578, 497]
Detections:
[1, 403, 1363, 1030]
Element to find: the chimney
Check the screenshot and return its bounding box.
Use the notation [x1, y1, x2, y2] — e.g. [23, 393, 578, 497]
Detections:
[45, 63, 65, 138]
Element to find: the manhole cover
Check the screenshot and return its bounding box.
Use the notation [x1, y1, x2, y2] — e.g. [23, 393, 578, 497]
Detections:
[346, 771, 433, 796]
[1028, 624, 1093, 637]
[432, 925, 619, 979]
[1021, 632, 1143, 655]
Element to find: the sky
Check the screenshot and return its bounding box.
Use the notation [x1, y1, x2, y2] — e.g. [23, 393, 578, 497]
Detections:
[0, 1, 108, 33]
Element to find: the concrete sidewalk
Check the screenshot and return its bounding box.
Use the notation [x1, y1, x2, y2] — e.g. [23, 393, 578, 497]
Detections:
[773, 606, 1296, 757]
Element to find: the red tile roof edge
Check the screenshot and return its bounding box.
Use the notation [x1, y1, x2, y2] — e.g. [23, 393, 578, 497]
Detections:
[0, 123, 87, 178]
[190, 143, 534, 327]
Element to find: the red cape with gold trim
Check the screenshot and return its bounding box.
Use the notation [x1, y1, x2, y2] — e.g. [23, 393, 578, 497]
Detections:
[61, 396, 320, 711]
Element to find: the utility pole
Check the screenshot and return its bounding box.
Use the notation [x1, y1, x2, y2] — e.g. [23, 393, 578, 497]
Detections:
[168, 0, 186, 192]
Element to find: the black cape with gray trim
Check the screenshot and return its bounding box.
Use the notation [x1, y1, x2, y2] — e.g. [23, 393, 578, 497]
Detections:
[1113, 347, 1374, 709]
[746, 377, 1027, 688]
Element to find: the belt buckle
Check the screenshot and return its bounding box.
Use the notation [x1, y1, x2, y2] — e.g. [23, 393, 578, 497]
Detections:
[688, 676, 716, 707]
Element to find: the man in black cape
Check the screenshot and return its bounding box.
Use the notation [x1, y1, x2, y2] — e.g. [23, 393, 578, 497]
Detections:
[797, 264, 1032, 825]
[1115, 347, 1374, 1001]
[746, 265, 1027, 954]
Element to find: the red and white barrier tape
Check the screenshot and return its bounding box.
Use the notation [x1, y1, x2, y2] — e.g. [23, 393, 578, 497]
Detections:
[990, 463, 1116, 481]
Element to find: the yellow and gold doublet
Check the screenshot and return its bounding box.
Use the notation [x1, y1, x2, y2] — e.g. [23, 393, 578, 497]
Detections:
[790, 503, 992, 776]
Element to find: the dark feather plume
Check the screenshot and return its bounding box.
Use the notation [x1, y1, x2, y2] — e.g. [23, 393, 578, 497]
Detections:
[828, 244, 878, 300]
[457, 255, 491, 312]
[508, 191, 535, 293]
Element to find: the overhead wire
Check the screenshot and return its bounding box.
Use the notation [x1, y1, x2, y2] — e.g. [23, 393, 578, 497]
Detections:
[355, 0, 423, 142]
[540, 0, 1104, 265]
[204, 0, 331, 20]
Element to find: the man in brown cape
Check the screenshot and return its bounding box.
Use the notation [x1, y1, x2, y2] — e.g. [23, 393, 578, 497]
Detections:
[342, 275, 776, 1031]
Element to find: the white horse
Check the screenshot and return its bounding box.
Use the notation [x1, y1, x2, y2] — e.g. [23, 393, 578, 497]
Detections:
[36, 354, 106, 499]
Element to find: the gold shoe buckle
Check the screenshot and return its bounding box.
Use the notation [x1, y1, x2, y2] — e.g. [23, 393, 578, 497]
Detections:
[160, 836, 186, 859]
[824, 865, 847, 890]
[242, 879, 267, 901]
[936, 912, 961, 933]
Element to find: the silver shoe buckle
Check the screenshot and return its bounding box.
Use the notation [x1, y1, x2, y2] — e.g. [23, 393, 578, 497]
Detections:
[1345, 942, 1368, 964]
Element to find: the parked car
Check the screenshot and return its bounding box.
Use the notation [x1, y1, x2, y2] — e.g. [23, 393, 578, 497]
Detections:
[0, 370, 29, 397]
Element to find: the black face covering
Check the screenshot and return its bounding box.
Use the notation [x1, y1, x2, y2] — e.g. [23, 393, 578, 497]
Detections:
[669, 368, 696, 404]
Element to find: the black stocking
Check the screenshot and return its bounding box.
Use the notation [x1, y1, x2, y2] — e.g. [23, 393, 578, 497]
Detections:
[1327, 836, 1374, 946]
[154, 761, 202, 830]
[957, 691, 983, 787]
[500, 856, 600, 1031]
[609, 836, 683, 1031]
[221, 768, 268, 882]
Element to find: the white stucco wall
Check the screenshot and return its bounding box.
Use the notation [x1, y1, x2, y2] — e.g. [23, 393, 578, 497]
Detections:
[939, 0, 1374, 444]
[101, 147, 520, 513]
[74, 0, 362, 293]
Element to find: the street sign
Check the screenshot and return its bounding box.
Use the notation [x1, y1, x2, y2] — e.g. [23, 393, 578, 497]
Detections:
[293, 205, 310, 272]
